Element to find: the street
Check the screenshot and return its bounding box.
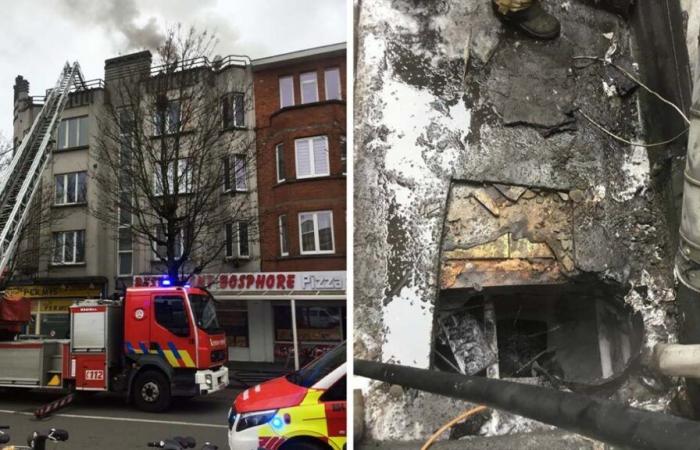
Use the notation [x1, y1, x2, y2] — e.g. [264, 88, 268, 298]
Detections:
[0, 387, 239, 449]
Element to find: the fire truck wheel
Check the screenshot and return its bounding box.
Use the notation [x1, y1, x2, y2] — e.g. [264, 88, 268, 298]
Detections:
[133, 370, 171, 412]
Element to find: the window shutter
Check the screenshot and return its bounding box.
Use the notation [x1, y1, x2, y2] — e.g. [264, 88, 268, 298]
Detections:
[222, 96, 232, 128]
[223, 157, 231, 192]
[313, 137, 329, 175]
[295, 139, 312, 178]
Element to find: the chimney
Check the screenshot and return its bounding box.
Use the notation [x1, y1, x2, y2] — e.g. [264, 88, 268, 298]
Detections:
[104, 50, 152, 83]
[13, 75, 29, 102]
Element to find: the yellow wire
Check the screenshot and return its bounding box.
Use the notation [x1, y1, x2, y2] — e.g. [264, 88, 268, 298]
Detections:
[420, 405, 488, 450]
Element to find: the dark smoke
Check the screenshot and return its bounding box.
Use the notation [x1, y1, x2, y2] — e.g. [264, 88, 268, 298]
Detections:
[55, 0, 165, 50]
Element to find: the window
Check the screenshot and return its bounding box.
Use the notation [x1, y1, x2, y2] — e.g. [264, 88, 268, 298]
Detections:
[298, 211, 334, 254]
[153, 101, 180, 136]
[52, 230, 85, 264]
[274, 305, 344, 345]
[57, 116, 88, 149]
[154, 296, 190, 337]
[218, 301, 249, 348]
[325, 68, 341, 100]
[340, 136, 347, 175]
[224, 155, 248, 192]
[222, 92, 245, 128]
[279, 215, 289, 256]
[295, 136, 329, 179]
[152, 225, 184, 260]
[279, 76, 295, 108]
[275, 143, 286, 183]
[300, 72, 318, 104]
[54, 172, 87, 205]
[118, 227, 133, 276]
[225, 222, 250, 258]
[154, 159, 192, 195]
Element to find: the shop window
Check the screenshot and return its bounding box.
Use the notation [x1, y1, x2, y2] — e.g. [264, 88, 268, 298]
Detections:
[325, 68, 341, 100]
[300, 71, 318, 103]
[154, 295, 190, 337]
[299, 211, 334, 254]
[52, 230, 85, 264]
[218, 301, 249, 348]
[55, 171, 87, 205]
[222, 92, 245, 128]
[57, 116, 88, 150]
[295, 136, 329, 179]
[279, 76, 295, 108]
[273, 304, 344, 343]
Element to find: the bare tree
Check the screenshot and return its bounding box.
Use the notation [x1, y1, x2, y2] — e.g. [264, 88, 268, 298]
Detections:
[91, 25, 258, 284]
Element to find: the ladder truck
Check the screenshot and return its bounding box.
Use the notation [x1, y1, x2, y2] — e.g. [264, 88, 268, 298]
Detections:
[0, 63, 229, 412]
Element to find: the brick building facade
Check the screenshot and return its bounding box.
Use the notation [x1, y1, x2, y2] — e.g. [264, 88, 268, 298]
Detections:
[252, 43, 347, 272]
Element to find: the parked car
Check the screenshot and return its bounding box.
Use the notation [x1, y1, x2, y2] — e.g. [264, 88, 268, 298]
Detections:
[227, 342, 346, 450]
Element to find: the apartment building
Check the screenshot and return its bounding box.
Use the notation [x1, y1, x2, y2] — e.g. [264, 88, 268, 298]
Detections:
[10, 51, 260, 340]
[250, 43, 347, 365]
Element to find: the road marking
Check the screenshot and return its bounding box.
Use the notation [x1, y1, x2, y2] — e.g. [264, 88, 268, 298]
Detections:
[0, 410, 227, 429]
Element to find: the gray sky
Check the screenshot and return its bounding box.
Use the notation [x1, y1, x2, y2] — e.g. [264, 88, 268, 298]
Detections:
[0, 0, 347, 138]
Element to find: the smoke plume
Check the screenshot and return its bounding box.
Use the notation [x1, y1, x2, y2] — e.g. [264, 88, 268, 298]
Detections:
[55, 0, 165, 51]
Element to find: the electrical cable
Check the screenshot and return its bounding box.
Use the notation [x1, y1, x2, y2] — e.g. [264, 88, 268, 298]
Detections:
[572, 55, 690, 125]
[420, 405, 488, 450]
[576, 109, 688, 148]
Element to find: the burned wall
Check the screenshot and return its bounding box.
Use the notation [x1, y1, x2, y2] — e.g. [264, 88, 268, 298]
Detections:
[355, 0, 682, 441]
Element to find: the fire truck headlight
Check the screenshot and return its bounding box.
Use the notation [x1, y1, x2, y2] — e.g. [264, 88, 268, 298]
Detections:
[236, 410, 278, 432]
[205, 374, 213, 386]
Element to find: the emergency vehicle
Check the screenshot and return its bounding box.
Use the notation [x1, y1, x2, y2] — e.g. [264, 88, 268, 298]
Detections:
[227, 343, 346, 450]
[0, 286, 229, 412]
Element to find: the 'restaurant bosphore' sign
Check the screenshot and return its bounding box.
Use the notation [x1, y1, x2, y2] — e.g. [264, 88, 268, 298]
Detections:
[133, 271, 346, 292]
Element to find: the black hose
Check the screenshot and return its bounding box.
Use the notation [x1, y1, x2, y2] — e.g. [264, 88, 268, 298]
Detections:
[355, 359, 700, 450]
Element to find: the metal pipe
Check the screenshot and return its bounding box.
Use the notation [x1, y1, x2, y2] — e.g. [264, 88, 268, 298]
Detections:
[291, 299, 300, 371]
[355, 359, 700, 450]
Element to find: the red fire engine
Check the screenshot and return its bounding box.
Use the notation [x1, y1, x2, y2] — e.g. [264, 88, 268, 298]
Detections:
[0, 286, 229, 412]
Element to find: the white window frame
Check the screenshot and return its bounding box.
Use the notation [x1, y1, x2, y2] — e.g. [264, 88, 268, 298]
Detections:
[279, 215, 289, 256]
[152, 226, 184, 261]
[279, 76, 295, 108]
[298, 211, 335, 255]
[117, 225, 133, 276]
[53, 230, 85, 265]
[223, 92, 245, 128]
[54, 172, 87, 205]
[153, 101, 181, 136]
[225, 222, 250, 259]
[237, 221, 250, 259]
[295, 136, 330, 179]
[276, 143, 285, 183]
[340, 136, 347, 176]
[300, 72, 318, 104]
[57, 116, 88, 150]
[324, 68, 341, 101]
[154, 159, 192, 196]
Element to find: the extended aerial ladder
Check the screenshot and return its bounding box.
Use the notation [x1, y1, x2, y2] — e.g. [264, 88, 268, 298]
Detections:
[0, 62, 85, 279]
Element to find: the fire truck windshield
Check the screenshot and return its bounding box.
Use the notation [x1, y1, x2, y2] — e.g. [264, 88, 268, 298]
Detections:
[286, 342, 346, 388]
[188, 294, 223, 334]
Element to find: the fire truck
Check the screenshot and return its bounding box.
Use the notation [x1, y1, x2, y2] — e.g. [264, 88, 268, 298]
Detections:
[0, 285, 229, 412]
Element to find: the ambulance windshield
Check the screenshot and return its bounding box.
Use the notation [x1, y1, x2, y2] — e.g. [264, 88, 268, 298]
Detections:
[287, 342, 346, 388]
[189, 294, 223, 334]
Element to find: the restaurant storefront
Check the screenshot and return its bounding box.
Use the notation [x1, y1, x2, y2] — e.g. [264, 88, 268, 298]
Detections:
[6, 278, 106, 338]
[134, 271, 346, 370]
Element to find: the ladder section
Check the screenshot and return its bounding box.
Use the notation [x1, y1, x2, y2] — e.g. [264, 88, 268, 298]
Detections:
[0, 62, 85, 277]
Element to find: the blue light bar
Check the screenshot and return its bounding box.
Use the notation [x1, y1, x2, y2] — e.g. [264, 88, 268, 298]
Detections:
[161, 278, 172, 286]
